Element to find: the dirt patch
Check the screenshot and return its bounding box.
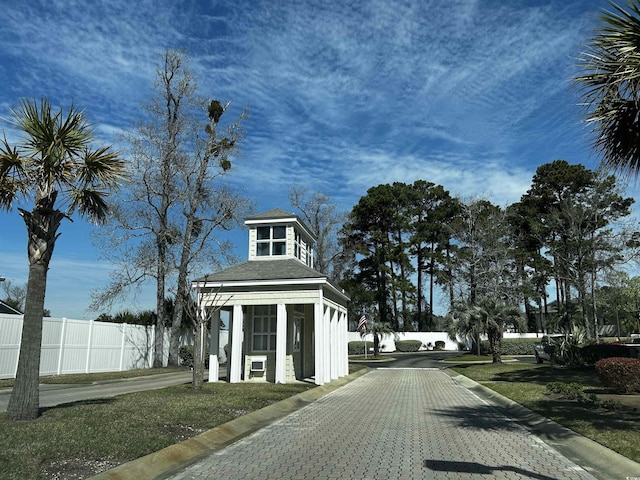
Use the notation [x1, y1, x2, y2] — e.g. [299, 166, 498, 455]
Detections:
[42, 457, 121, 480]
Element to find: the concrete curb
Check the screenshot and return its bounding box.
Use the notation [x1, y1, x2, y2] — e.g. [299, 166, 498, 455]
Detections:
[444, 370, 640, 480]
[89, 368, 371, 480]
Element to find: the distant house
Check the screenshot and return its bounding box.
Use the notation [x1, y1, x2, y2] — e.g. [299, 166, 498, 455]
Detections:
[193, 209, 349, 385]
[0, 300, 22, 315]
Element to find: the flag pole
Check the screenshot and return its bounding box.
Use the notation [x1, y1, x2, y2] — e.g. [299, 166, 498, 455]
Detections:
[360, 312, 367, 359]
[357, 312, 368, 359]
[364, 329, 367, 360]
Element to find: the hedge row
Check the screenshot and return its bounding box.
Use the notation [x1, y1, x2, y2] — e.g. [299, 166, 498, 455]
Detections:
[595, 357, 640, 393]
[579, 344, 640, 365]
[348, 341, 369, 355]
[479, 338, 538, 355]
[395, 340, 422, 352]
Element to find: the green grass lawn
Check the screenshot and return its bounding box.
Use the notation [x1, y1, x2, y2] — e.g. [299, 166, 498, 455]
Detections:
[0, 379, 315, 479]
[349, 354, 396, 362]
[444, 354, 515, 362]
[451, 362, 640, 463]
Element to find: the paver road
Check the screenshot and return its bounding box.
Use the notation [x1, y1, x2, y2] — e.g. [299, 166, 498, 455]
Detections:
[170, 369, 598, 480]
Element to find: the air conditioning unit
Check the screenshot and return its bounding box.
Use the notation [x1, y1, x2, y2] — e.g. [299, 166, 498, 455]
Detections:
[249, 355, 267, 376]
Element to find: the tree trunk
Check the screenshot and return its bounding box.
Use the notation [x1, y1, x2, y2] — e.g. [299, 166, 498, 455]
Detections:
[428, 245, 435, 330]
[153, 260, 165, 368]
[373, 331, 380, 357]
[488, 327, 502, 363]
[192, 319, 204, 389]
[168, 266, 189, 366]
[416, 249, 423, 331]
[7, 262, 48, 420]
[7, 205, 62, 420]
[446, 244, 454, 309]
[168, 296, 184, 366]
[153, 233, 168, 368]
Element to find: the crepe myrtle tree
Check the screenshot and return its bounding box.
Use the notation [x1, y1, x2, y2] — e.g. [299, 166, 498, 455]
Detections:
[0, 98, 124, 420]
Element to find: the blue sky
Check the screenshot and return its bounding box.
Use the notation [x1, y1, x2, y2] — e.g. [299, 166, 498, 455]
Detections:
[0, 0, 631, 320]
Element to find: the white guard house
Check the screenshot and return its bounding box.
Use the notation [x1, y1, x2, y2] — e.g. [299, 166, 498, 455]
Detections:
[193, 209, 350, 385]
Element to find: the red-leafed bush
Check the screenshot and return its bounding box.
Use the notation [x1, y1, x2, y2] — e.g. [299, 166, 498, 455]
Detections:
[595, 357, 640, 394]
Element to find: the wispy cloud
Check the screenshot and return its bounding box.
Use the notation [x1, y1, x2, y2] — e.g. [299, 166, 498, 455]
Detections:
[0, 0, 619, 317]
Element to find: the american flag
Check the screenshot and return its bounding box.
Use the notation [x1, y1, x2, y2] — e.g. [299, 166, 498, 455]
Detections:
[357, 314, 367, 331]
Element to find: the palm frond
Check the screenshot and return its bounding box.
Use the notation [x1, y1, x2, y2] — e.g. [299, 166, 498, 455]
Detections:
[576, 0, 640, 177]
[77, 147, 126, 187]
[0, 137, 30, 207]
[69, 188, 110, 224]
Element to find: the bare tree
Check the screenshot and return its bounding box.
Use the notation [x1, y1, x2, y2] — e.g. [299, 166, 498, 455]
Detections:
[91, 50, 249, 367]
[185, 286, 230, 389]
[289, 186, 344, 280]
[448, 198, 516, 305]
[1, 279, 26, 311]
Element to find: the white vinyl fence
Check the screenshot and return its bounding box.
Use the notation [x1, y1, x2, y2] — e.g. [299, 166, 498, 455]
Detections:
[0, 314, 230, 379]
[1, 315, 170, 379]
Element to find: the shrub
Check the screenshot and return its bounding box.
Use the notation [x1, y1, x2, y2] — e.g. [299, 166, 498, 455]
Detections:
[579, 344, 640, 365]
[434, 340, 445, 350]
[546, 382, 584, 400]
[349, 341, 367, 355]
[178, 345, 210, 368]
[595, 357, 640, 394]
[396, 340, 422, 352]
[500, 338, 539, 355]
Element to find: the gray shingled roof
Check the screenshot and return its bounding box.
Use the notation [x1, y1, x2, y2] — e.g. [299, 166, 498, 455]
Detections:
[196, 258, 326, 283]
[245, 208, 298, 221]
[0, 300, 22, 315]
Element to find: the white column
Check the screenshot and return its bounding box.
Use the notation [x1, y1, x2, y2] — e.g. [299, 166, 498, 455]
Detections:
[208, 309, 221, 382]
[323, 306, 332, 384]
[314, 301, 325, 385]
[340, 310, 349, 377]
[330, 308, 338, 380]
[229, 304, 243, 383]
[275, 303, 287, 383]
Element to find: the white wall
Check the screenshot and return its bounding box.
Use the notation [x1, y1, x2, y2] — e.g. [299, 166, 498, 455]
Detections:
[0, 314, 228, 379]
[348, 331, 543, 352]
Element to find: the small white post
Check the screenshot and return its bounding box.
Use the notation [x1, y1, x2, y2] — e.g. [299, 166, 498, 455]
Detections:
[85, 320, 94, 374]
[119, 323, 127, 371]
[56, 317, 67, 375]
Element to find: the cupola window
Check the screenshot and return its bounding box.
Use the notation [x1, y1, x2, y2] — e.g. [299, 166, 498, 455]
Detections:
[256, 225, 286, 256]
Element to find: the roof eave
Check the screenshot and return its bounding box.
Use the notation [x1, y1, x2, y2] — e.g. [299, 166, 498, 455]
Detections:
[192, 277, 350, 302]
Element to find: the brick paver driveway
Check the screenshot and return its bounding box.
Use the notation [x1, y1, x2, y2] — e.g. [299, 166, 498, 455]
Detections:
[170, 369, 598, 480]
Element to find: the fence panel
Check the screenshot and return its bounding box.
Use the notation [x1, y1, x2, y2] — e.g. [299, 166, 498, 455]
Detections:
[121, 324, 154, 370]
[0, 315, 171, 379]
[0, 315, 22, 378]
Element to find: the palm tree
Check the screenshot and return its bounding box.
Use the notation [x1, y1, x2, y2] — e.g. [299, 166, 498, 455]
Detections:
[576, 0, 640, 176]
[446, 300, 484, 355]
[475, 297, 526, 363]
[447, 297, 526, 363]
[359, 315, 396, 357]
[0, 99, 124, 420]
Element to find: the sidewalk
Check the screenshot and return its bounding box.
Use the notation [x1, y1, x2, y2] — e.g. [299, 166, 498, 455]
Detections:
[151, 369, 627, 480]
[6, 367, 639, 479]
[0, 371, 201, 412]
